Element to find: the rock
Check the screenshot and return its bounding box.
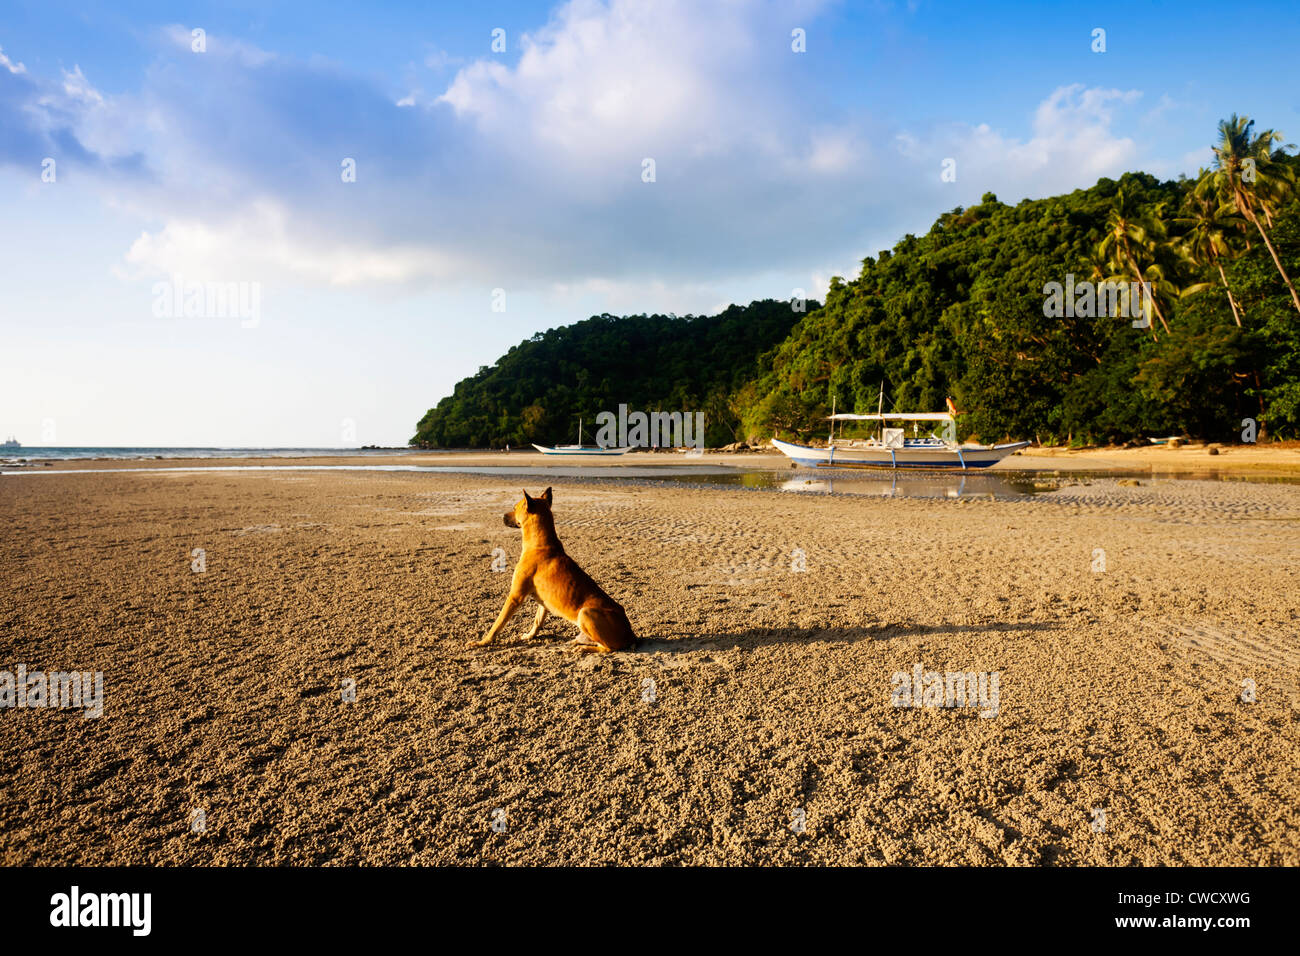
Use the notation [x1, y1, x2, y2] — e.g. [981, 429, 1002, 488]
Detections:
[1206, 444, 1222, 456]
[1167, 438, 1183, 449]
[1117, 478, 1142, 487]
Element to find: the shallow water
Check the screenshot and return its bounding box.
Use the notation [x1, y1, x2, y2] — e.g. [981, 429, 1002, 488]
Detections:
[0, 446, 426, 462]
[7, 461, 1297, 499]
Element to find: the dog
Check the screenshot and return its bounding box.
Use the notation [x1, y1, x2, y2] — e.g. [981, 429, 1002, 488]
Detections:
[473, 487, 636, 653]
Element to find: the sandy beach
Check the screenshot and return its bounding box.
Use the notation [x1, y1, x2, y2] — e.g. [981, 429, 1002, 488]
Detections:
[1, 464, 1297, 865]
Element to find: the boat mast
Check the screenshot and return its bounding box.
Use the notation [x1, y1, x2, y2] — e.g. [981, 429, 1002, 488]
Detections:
[876, 382, 884, 442]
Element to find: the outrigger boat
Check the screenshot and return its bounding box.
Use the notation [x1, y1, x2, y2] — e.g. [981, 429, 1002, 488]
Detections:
[531, 419, 632, 456]
[771, 407, 1029, 471]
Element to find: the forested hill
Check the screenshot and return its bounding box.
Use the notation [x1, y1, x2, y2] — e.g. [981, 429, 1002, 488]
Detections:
[417, 117, 1300, 446]
[740, 162, 1297, 444]
[412, 298, 813, 448]
[744, 153, 1300, 444]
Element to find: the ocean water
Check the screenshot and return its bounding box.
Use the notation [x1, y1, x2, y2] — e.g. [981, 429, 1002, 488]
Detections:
[1, 460, 1046, 498]
[5, 458, 1296, 499]
[0, 447, 428, 462]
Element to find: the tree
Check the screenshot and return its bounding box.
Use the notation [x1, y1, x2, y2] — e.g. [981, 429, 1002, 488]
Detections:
[1173, 190, 1247, 326]
[1199, 114, 1300, 316]
[1095, 186, 1173, 335]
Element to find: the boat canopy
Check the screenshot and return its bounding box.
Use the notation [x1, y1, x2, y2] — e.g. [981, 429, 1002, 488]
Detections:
[827, 412, 953, 422]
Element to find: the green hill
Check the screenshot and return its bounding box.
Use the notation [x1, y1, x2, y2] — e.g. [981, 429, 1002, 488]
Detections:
[412, 298, 813, 448]
[744, 164, 1299, 445]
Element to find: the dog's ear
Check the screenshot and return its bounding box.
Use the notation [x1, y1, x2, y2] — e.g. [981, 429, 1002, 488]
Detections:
[541, 487, 552, 504]
[522, 489, 534, 511]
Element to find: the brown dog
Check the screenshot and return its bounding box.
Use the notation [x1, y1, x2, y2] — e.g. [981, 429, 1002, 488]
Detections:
[473, 487, 636, 653]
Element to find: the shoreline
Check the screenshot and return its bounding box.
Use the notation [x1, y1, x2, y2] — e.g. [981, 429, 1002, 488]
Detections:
[5, 442, 1300, 479]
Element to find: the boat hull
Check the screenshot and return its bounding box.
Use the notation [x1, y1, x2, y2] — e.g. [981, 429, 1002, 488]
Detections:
[530, 444, 633, 456]
[770, 437, 1030, 470]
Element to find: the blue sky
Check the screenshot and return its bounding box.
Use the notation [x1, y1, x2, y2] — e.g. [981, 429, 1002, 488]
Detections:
[2, 0, 1297, 446]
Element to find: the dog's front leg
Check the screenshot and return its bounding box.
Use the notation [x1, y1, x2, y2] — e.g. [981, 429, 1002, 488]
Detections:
[473, 592, 524, 647]
[522, 605, 549, 640]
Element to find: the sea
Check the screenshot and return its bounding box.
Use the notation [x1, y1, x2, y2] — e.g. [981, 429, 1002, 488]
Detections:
[4, 448, 1295, 501]
[0, 447, 428, 462]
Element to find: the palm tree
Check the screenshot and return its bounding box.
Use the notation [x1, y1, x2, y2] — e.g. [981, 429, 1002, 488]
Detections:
[1173, 190, 1247, 326]
[1095, 186, 1172, 334]
[1198, 114, 1300, 316]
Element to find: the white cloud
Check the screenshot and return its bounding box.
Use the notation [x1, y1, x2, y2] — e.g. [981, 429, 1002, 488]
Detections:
[0, 8, 1187, 316]
[0, 46, 26, 74]
[437, 0, 830, 179]
[120, 201, 466, 286]
[898, 84, 1143, 202]
[804, 130, 862, 174]
[61, 66, 104, 104]
[160, 24, 275, 66]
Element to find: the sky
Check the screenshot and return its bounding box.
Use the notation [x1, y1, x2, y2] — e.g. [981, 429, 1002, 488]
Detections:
[1, 0, 1297, 446]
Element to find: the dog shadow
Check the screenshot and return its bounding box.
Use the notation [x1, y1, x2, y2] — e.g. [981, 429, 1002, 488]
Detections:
[631, 620, 1064, 655]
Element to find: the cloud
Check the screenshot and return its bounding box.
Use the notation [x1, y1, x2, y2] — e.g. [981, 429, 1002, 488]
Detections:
[11, 2, 864, 290]
[119, 200, 468, 286]
[437, 0, 785, 170]
[0, 45, 26, 74]
[60, 65, 104, 105]
[897, 84, 1144, 205]
[160, 23, 275, 66]
[0, 5, 1176, 305]
[0, 49, 136, 170]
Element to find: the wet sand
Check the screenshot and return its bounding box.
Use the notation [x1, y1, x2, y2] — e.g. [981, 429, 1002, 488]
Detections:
[1, 467, 1297, 865]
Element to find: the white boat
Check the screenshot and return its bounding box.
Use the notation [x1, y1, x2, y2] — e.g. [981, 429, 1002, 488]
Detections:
[531, 419, 632, 456]
[1, 437, 20, 450]
[771, 411, 1029, 470]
